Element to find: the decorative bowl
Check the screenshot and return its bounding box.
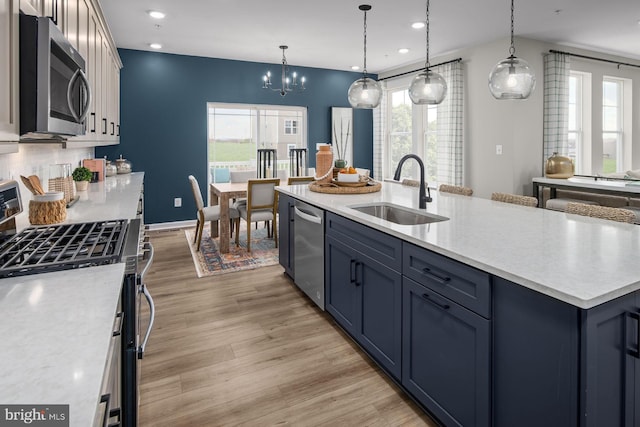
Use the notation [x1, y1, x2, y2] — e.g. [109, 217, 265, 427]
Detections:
[337, 172, 360, 182]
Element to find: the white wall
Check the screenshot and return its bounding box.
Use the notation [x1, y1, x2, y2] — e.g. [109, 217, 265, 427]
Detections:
[380, 37, 640, 199]
[0, 144, 94, 200]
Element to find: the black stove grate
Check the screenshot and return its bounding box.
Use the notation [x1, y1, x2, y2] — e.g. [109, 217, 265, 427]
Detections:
[0, 219, 128, 278]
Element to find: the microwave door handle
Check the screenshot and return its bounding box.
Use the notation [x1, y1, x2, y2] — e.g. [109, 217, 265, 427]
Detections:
[138, 283, 155, 359]
[77, 69, 92, 123]
[67, 69, 82, 122]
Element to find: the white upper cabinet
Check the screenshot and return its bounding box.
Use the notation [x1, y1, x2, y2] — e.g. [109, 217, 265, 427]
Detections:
[67, 0, 121, 146]
[10, 0, 121, 149]
[0, 0, 19, 151]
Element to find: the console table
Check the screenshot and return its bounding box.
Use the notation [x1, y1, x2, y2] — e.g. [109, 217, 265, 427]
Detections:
[532, 176, 640, 207]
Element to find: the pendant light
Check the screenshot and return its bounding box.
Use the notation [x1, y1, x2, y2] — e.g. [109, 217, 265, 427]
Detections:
[409, 0, 447, 105]
[488, 0, 535, 99]
[347, 5, 382, 109]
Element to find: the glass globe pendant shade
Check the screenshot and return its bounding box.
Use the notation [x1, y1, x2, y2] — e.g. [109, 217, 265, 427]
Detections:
[409, 69, 447, 105]
[348, 76, 382, 109]
[488, 55, 536, 100]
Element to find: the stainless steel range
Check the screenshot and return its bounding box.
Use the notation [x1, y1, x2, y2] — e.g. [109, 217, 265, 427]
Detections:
[0, 179, 154, 427]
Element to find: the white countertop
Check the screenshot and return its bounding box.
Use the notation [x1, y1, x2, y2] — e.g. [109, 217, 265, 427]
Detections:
[278, 182, 640, 309]
[0, 264, 125, 427]
[2, 172, 144, 426]
[16, 172, 145, 230]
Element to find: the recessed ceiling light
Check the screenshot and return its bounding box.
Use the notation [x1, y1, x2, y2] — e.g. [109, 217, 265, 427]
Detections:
[351, 65, 360, 71]
[150, 43, 162, 49]
[411, 22, 425, 29]
[398, 48, 409, 54]
[148, 10, 165, 19]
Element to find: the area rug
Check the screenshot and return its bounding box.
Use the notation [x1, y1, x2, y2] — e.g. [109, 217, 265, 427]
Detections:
[185, 224, 279, 277]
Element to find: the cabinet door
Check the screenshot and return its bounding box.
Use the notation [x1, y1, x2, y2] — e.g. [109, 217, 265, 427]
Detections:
[325, 235, 358, 336]
[582, 292, 638, 427]
[0, 0, 19, 146]
[358, 253, 402, 379]
[402, 277, 490, 427]
[278, 194, 294, 278]
[64, 0, 78, 48]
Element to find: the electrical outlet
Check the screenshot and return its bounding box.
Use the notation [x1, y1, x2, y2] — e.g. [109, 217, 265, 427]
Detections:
[174, 197, 182, 208]
[496, 145, 503, 155]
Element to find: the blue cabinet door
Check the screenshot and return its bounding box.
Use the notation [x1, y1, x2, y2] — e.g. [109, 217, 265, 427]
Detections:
[357, 252, 402, 380]
[582, 291, 639, 427]
[277, 194, 294, 278]
[402, 277, 490, 427]
[325, 235, 358, 336]
[326, 234, 402, 379]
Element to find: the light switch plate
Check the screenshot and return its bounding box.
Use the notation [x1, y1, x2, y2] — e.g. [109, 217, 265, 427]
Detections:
[174, 197, 182, 208]
[496, 145, 503, 155]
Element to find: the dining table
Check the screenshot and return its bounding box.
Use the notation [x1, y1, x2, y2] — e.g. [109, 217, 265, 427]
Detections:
[209, 180, 283, 253]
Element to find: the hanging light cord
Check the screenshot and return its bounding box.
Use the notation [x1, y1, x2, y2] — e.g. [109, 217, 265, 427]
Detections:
[424, 0, 430, 70]
[509, 0, 515, 57]
[362, 8, 368, 76]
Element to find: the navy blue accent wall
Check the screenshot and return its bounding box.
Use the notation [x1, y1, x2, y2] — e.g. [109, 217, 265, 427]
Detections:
[97, 49, 374, 225]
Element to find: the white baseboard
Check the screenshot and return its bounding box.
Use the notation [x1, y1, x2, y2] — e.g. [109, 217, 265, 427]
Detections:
[146, 220, 195, 231]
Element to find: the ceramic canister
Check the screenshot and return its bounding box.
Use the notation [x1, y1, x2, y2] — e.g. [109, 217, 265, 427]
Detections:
[315, 145, 333, 184]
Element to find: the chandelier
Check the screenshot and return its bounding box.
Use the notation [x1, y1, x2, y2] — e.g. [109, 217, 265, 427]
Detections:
[488, 0, 535, 99]
[262, 45, 306, 96]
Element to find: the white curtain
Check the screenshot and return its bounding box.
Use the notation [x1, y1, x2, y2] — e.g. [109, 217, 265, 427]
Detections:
[435, 61, 464, 185]
[372, 81, 387, 180]
[543, 52, 571, 165]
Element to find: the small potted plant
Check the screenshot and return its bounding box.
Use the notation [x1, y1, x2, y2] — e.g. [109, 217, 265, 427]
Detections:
[72, 166, 92, 191]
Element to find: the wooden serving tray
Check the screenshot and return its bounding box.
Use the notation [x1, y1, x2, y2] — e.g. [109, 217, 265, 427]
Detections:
[309, 180, 381, 194]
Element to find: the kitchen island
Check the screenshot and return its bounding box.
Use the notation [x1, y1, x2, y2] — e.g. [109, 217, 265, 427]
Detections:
[0, 172, 145, 427]
[277, 182, 640, 427]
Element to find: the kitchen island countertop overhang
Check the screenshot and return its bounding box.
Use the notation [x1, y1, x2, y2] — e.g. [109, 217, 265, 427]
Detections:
[277, 181, 640, 309]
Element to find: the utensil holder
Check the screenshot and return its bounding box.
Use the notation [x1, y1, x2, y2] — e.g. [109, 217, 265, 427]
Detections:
[29, 200, 67, 225]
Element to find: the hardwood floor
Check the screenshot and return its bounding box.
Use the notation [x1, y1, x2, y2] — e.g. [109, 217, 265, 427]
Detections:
[139, 228, 437, 426]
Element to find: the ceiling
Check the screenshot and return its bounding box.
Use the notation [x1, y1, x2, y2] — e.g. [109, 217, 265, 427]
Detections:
[99, 0, 640, 74]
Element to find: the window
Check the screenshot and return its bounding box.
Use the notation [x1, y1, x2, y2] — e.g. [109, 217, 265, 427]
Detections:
[386, 90, 438, 183]
[207, 104, 307, 185]
[382, 63, 463, 187]
[567, 71, 591, 174]
[602, 77, 623, 173]
[387, 90, 414, 177]
[284, 119, 298, 135]
[423, 104, 438, 183]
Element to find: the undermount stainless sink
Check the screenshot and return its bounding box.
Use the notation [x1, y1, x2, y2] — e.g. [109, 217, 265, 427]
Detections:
[349, 202, 449, 225]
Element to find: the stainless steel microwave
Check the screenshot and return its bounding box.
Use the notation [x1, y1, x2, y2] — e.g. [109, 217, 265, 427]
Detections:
[19, 14, 91, 139]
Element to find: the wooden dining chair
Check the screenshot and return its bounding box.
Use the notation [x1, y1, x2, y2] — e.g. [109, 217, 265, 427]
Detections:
[491, 192, 538, 207]
[236, 178, 280, 252]
[188, 175, 239, 251]
[439, 184, 473, 196]
[287, 176, 314, 185]
[565, 202, 636, 223]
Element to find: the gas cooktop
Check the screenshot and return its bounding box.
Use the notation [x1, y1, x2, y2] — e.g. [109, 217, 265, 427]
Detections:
[0, 219, 128, 279]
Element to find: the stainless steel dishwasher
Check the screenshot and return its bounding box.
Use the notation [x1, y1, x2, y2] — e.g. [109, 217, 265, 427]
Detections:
[293, 200, 325, 310]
